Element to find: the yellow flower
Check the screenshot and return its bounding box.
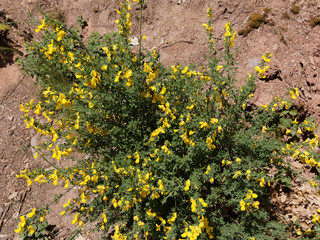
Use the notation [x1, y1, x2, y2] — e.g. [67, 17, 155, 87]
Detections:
[199, 198, 208, 207]
[63, 198, 71, 208]
[181, 66, 188, 74]
[186, 104, 194, 110]
[14, 216, 27, 233]
[252, 201, 260, 209]
[124, 69, 132, 79]
[259, 178, 265, 187]
[28, 225, 35, 235]
[57, 30, 66, 41]
[262, 54, 271, 62]
[262, 126, 267, 133]
[216, 65, 223, 72]
[144, 63, 153, 73]
[27, 208, 36, 218]
[233, 171, 241, 179]
[240, 200, 246, 211]
[71, 213, 80, 224]
[35, 19, 46, 32]
[184, 179, 191, 191]
[207, 7, 212, 18]
[158, 179, 164, 190]
[190, 198, 197, 212]
[199, 121, 209, 129]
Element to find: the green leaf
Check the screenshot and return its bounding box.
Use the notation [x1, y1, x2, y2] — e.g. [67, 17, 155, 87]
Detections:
[0, 23, 10, 31]
[306, 117, 315, 123]
[279, 110, 289, 116]
[289, 109, 298, 116]
[280, 118, 291, 127]
[281, 175, 292, 188]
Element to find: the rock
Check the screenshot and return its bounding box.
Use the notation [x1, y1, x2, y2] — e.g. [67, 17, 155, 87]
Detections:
[177, 0, 186, 4]
[75, 234, 86, 240]
[30, 135, 38, 156]
[160, 37, 165, 45]
[0, 234, 9, 240]
[247, 57, 260, 68]
[280, 194, 287, 203]
[0, 206, 4, 216]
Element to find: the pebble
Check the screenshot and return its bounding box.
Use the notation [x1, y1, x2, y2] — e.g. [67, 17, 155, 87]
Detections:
[177, 0, 187, 4]
[8, 191, 18, 200]
[0, 234, 9, 240]
[30, 135, 38, 156]
[75, 234, 86, 240]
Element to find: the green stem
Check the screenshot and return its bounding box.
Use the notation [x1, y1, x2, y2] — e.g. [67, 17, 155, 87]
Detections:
[138, 1, 143, 59]
[34, 146, 59, 170]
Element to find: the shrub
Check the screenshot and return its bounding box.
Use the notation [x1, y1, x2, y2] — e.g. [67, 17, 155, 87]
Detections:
[309, 16, 320, 28]
[15, 0, 320, 239]
[238, 11, 268, 37]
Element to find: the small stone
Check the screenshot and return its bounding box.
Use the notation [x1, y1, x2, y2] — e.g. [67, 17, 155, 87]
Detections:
[30, 135, 38, 156]
[310, 56, 315, 65]
[0, 234, 9, 240]
[8, 191, 18, 200]
[75, 234, 86, 240]
[247, 57, 260, 68]
[280, 194, 287, 203]
[177, 0, 186, 4]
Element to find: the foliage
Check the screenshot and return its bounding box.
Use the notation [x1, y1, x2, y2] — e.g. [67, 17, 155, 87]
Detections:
[14, 206, 49, 240]
[15, 0, 320, 239]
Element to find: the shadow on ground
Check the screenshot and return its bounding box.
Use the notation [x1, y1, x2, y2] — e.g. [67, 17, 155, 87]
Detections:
[0, 9, 23, 68]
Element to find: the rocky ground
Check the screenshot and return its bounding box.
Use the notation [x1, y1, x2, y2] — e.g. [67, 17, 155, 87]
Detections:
[0, 0, 320, 239]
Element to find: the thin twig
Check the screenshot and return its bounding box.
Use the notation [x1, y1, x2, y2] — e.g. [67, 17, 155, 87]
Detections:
[18, 189, 29, 216]
[0, 75, 25, 105]
[0, 203, 12, 230]
[159, 40, 194, 50]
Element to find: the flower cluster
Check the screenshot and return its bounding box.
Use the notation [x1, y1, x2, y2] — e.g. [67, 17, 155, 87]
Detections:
[239, 190, 260, 212]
